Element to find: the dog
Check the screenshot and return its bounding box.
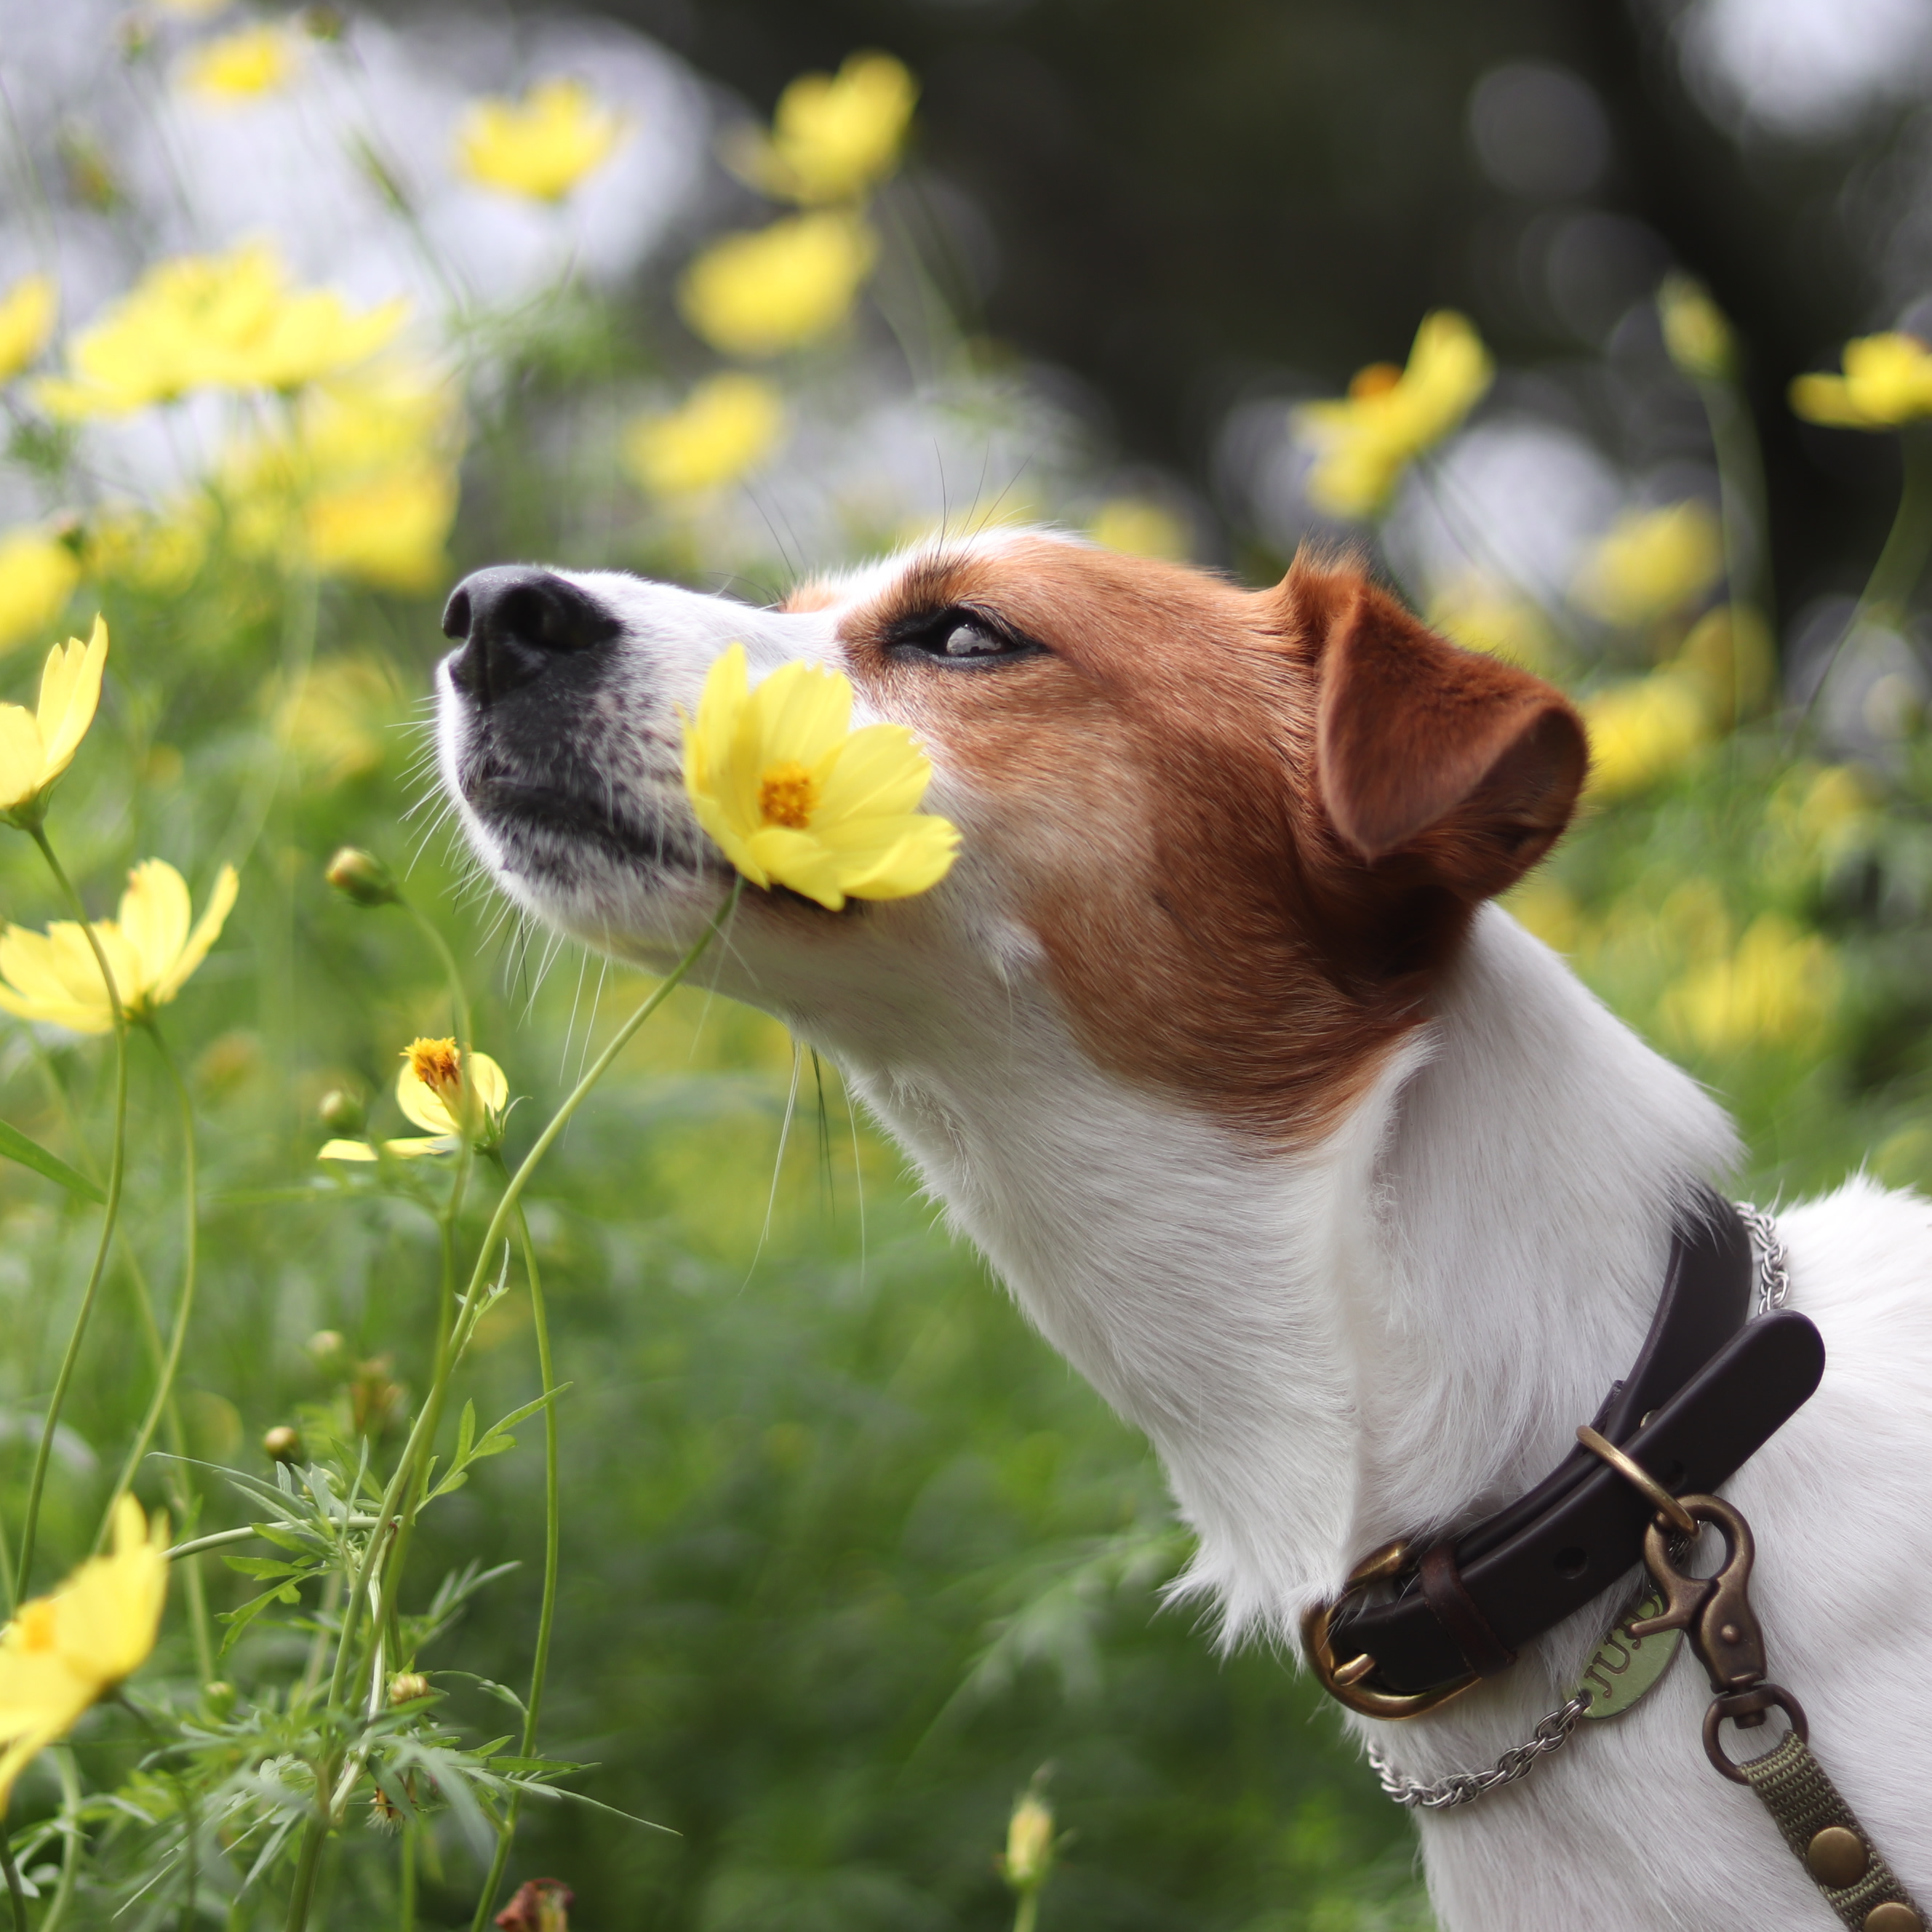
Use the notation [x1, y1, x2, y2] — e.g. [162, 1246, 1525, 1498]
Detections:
[434, 533, 1932, 1931]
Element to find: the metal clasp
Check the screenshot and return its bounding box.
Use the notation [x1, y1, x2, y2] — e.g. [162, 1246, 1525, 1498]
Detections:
[1301, 1541, 1478, 1721]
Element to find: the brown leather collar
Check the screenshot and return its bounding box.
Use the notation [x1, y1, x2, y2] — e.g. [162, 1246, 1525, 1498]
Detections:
[1309, 1191, 1826, 1709]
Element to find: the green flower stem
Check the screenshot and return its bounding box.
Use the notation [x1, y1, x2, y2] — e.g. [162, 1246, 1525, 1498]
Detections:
[399, 1821, 418, 1932]
[1696, 371, 1773, 728]
[15, 825, 128, 1605]
[286, 886, 738, 1932]
[1013, 1890, 1040, 1932]
[36, 1749, 81, 1932]
[1803, 423, 1932, 729]
[0, 1826, 25, 1932]
[468, 1189, 559, 1932]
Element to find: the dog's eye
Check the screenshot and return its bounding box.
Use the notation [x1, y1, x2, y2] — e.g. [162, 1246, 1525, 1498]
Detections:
[891, 607, 1042, 666]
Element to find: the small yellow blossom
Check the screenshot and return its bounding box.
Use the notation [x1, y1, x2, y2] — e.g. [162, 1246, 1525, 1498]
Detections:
[1657, 274, 1736, 382]
[1573, 501, 1724, 629]
[82, 503, 209, 594]
[1506, 877, 1583, 954]
[682, 642, 958, 911]
[0, 529, 80, 653]
[277, 657, 401, 787]
[0, 615, 108, 818]
[0, 1496, 167, 1813]
[0, 274, 56, 382]
[679, 212, 877, 359]
[1662, 914, 1840, 1055]
[1429, 575, 1557, 675]
[733, 53, 917, 204]
[999, 1788, 1056, 1894]
[183, 24, 298, 100]
[1298, 311, 1493, 519]
[1583, 671, 1711, 801]
[1790, 334, 1932, 430]
[1088, 498, 1189, 560]
[319, 1037, 508, 1160]
[455, 78, 625, 203]
[0, 858, 239, 1033]
[36, 244, 406, 418]
[623, 374, 786, 500]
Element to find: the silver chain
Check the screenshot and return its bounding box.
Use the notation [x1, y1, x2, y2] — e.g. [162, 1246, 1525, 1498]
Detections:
[1365, 1204, 1791, 1812]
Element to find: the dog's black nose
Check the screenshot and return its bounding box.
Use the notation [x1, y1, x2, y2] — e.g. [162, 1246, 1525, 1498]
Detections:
[442, 566, 620, 706]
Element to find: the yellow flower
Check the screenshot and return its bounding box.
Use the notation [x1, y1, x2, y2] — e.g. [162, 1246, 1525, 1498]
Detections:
[306, 466, 460, 594]
[678, 212, 877, 359]
[1298, 311, 1493, 518]
[1088, 498, 1189, 560]
[1662, 914, 1840, 1055]
[1000, 1792, 1055, 1892]
[681, 642, 959, 911]
[623, 374, 786, 500]
[0, 1496, 167, 1814]
[1506, 877, 1583, 954]
[1582, 672, 1712, 802]
[1573, 501, 1724, 628]
[455, 78, 625, 203]
[733, 52, 917, 204]
[183, 24, 298, 100]
[1657, 274, 1736, 383]
[0, 274, 56, 383]
[0, 529, 80, 653]
[1428, 575, 1557, 676]
[276, 656, 400, 788]
[1790, 334, 1932, 430]
[319, 1037, 509, 1160]
[82, 503, 209, 594]
[0, 615, 108, 818]
[0, 858, 239, 1034]
[36, 244, 406, 418]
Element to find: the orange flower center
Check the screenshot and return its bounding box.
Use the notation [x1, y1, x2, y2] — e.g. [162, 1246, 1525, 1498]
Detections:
[17, 1600, 57, 1652]
[758, 761, 819, 830]
[405, 1037, 463, 1102]
[1348, 362, 1403, 399]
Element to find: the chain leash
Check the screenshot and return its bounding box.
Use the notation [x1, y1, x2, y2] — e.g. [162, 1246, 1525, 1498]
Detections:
[1362, 1203, 1790, 1814]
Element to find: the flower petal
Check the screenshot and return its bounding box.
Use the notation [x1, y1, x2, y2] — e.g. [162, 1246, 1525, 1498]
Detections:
[117, 861, 191, 997]
[741, 826, 851, 909]
[467, 1051, 508, 1115]
[814, 722, 933, 821]
[0, 705, 47, 812]
[36, 615, 107, 783]
[318, 1138, 378, 1162]
[152, 864, 238, 1005]
[815, 812, 961, 899]
[396, 1062, 458, 1135]
[751, 659, 852, 767]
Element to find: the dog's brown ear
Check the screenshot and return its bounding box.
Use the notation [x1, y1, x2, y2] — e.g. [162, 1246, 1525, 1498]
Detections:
[1309, 572, 1586, 901]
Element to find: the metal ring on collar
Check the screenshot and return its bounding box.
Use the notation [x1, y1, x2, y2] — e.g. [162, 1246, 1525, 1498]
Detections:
[1702, 1684, 1808, 1784]
[1576, 1424, 1699, 1537]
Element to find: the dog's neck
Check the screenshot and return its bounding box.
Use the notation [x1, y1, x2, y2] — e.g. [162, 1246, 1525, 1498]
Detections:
[829, 905, 1736, 1648]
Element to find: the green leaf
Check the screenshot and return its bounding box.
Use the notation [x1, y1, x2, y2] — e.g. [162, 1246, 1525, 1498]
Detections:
[0, 1119, 103, 1203]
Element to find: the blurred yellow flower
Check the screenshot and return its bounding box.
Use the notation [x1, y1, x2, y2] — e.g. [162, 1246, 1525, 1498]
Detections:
[1790, 333, 1932, 430]
[734, 52, 917, 204]
[1506, 877, 1583, 954]
[1582, 671, 1711, 801]
[183, 24, 297, 100]
[307, 466, 460, 594]
[679, 212, 877, 358]
[1298, 311, 1493, 519]
[455, 78, 625, 202]
[1429, 575, 1557, 675]
[682, 642, 958, 911]
[999, 1789, 1056, 1893]
[36, 244, 406, 418]
[0, 858, 239, 1033]
[0, 529, 80, 652]
[0, 274, 56, 382]
[0, 615, 108, 818]
[1573, 501, 1724, 628]
[1088, 497, 1189, 560]
[623, 374, 786, 500]
[1662, 914, 1840, 1055]
[1657, 274, 1735, 383]
[319, 1037, 509, 1159]
[82, 503, 209, 594]
[276, 656, 401, 788]
[1676, 602, 1774, 717]
[0, 1496, 167, 1814]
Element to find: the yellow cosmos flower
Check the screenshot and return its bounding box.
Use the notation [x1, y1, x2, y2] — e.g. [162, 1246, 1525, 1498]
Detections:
[0, 858, 239, 1034]
[1573, 501, 1724, 628]
[623, 374, 786, 500]
[1662, 914, 1840, 1055]
[1658, 274, 1736, 383]
[1429, 575, 1557, 676]
[36, 244, 406, 418]
[183, 24, 298, 100]
[1088, 498, 1189, 559]
[734, 52, 917, 205]
[1298, 311, 1493, 519]
[682, 642, 958, 911]
[82, 503, 209, 594]
[455, 78, 626, 203]
[1790, 333, 1932, 430]
[0, 615, 108, 819]
[319, 1037, 509, 1160]
[0, 529, 80, 653]
[0, 1496, 167, 1814]
[1582, 671, 1712, 802]
[679, 212, 877, 359]
[0, 274, 56, 383]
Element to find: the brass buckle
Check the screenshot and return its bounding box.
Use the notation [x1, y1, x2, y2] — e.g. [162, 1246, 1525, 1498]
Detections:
[1301, 1540, 1479, 1720]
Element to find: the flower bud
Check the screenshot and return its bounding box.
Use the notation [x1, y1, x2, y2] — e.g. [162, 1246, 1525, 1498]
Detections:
[324, 846, 399, 907]
[1001, 1789, 1055, 1893]
[263, 1425, 302, 1463]
[1658, 273, 1736, 383]
[306, 1328, 347, 1370]
[388, 1671, 431, 1705]
[203, 1680, 236, 1713]
[318, 1087, 365, 1134]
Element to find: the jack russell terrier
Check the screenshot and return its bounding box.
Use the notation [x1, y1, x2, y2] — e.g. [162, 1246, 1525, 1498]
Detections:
[434, 534, 1931, 1932]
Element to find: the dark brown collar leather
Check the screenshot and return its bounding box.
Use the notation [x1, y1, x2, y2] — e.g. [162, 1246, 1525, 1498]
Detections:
[1328, 1191, 1825, 1699]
